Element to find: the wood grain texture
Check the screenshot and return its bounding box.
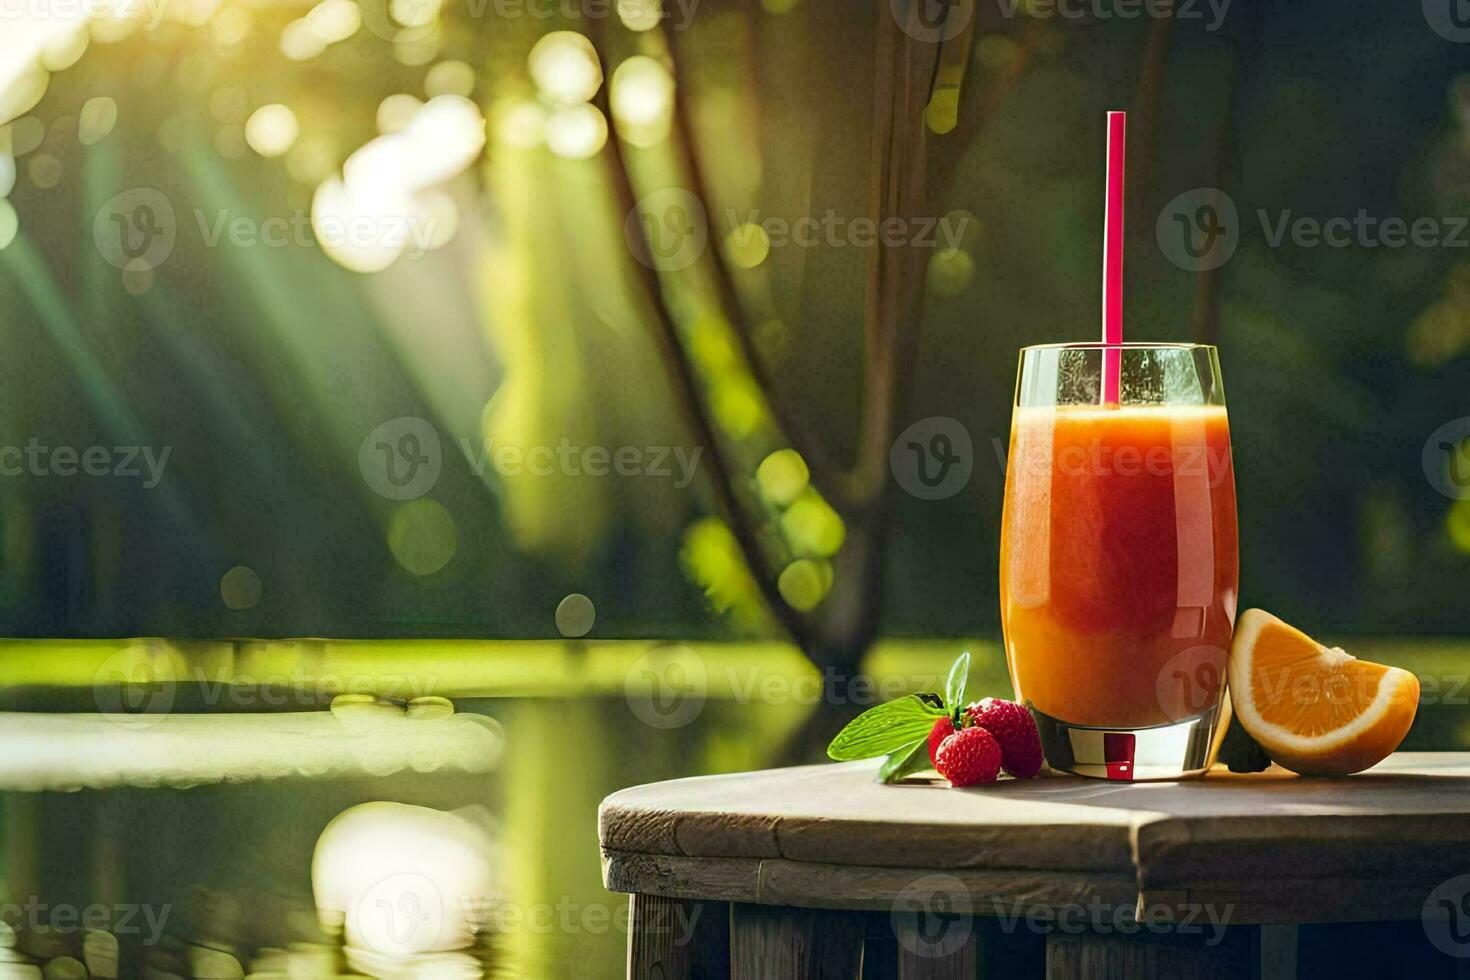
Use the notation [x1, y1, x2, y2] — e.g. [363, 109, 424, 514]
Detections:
[892, 916, 976, 979]
[1045, 929, 1258, 980]
[728, 904, 864, 979]
[602, 849, 1137, 915]
[600, 754, 1470, 924]
[627, 895, 730, 980]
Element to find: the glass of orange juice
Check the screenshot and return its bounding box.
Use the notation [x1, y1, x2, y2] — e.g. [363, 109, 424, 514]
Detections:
[1000, 343, 1239, 780]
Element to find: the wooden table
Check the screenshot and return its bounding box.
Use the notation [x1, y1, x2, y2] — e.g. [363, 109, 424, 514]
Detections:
[600, 753, 1470, 978]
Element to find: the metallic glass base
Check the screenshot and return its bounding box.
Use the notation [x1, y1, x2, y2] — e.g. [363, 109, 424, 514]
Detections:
[1031, 701, 1227, 781]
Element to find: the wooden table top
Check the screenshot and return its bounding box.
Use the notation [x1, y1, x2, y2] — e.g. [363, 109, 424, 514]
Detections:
[600, 753, 1470, 924]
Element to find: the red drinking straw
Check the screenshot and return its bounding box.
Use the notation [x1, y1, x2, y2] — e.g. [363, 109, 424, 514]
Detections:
[1101, 111, 1126, 405]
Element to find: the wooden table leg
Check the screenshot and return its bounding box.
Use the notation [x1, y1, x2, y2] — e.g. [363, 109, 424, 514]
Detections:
[891, 910, 978, 978]
[729, 904, 865, 979]
[627, 894, 730, 979]
[1045, 925, 1259, 979]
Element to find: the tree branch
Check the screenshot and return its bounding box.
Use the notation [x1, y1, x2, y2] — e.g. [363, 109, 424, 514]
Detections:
[589, 69, 818, 655]
[659, 7, 848, 495]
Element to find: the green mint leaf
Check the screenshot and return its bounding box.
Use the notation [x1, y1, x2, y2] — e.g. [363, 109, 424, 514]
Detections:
[944, 651, 971, 717]
[878, 738, 931, 784]
[827, 694, 945, 761]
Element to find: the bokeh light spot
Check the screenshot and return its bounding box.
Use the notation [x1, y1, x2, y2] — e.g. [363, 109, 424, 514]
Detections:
[220, 565, 263, 610]
[756, 449, 809, 506]
[492, 98, 544, 149]
[246, 104, 300, 158]
[387, 499, 458, 575]
[545, 104, 607, 159]
[211, 7, 253, 46]
[528, 31, 603, 105]
[927, 247, 974, 297]
[78, 97, 118, 146]
[377, 94, 424, 134]
[725, 222, 770, 269]
[781, 493, 846, 557]
[610, 56, 673, 147]
[778, 559, 832, 611]
[426, 60, 475, 98]
[555, 593, 596, 638]
[617, 0, 662, 30]
[41, 29, 89, 72]
[1449, 499, 1470, 554]
[306, 0, 361, 42]
[711, 377, 765, 439]
[27, 154, 61, 189]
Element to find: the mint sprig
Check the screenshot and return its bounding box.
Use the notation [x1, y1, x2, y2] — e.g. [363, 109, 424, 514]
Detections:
[825, 652, 973, 784]
[825, 694, 944, 761]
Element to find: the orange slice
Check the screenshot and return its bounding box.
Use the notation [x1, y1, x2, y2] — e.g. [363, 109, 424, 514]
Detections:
[1228, 609, 1419, 776]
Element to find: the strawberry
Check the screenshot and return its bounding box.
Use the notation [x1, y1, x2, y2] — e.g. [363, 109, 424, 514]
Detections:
[966, 697, 1044, 778]
[934, 726, 1002, 787]
[927, 716, 955, 769]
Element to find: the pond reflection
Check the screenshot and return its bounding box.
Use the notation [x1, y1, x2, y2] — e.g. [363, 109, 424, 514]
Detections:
[0, 640, 995, 978]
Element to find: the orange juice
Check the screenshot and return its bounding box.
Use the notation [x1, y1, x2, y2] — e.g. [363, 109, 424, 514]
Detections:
[1000, 405, 1238, 729]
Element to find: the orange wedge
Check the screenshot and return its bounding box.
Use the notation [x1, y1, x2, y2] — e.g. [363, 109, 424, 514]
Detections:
[1228, 609, 1419, 776]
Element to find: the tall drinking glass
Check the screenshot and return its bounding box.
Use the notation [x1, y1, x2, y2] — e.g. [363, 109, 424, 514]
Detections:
[1000, 343, 1238, 780]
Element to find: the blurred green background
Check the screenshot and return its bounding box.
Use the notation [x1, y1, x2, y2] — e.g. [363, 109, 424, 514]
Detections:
[4, 0, 1470, 976]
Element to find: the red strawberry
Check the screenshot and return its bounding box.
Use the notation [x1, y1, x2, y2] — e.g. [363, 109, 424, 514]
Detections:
[966, 697, 1044, 778]
[927, 716, 955, 769]
[934, 726, 1002, 787]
